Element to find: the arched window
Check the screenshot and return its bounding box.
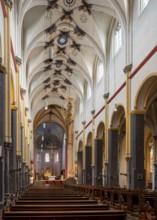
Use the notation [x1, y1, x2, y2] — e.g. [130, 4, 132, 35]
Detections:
[97, 62, 104, 83]
[45, 153, 50, 162]
[114, 24, 122, 55]
[140, 0, 149, 12]
[87, 83, 91, 100]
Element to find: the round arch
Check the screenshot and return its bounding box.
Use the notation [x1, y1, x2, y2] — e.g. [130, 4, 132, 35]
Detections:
[78, 140, 83, 152]
[110, 104, 125, 128]
[134, 73, 157, 110]
[96, 122, 105, 139]
[86, 132, 92, 146]
[135, 74, 157, 189]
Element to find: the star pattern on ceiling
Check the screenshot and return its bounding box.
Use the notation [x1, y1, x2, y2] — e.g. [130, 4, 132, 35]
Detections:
[20, 0, 127, 128]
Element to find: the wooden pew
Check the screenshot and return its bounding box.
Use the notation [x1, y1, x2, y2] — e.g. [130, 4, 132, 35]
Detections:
[10, 203, 109, 211]
[3, 209, 126, 220]
[15, 199, 98, 205]
[3, 184, 126, 220]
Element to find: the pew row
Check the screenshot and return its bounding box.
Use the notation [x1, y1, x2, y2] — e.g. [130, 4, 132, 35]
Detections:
[3, 209, 126, 220]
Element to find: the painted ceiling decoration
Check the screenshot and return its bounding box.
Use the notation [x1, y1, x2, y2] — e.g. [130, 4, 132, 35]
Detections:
[21, 0, 126, 128]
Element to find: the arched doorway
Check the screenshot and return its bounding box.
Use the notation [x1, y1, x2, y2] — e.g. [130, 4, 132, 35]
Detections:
[135, 74, 157, 189]
[109, 105, 126, 188]
[95, 122, 105, 186]
[77, 140, 83, 184]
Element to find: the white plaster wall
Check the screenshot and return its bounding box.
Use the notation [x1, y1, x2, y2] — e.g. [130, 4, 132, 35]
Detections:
[132, 0, 157, 69]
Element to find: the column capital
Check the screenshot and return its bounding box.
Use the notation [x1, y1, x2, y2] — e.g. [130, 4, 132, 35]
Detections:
[21, 88, 26, 96]
[28, 119, 32, 124]
[108, 127, 118, 131]
[25, 107, 29, 113]
[123, 64, 133, 74]
[16, 155, 21, 160]
[130, 110, 146, 115]
[82, 121, 86, 125]
[0, 62, 7, 74]
[11, 104, 18, 110]
[4, 142, 12, 150]
[4, 0, 13, 9]
[125, 155, 131, 161]
[91, 110, 95, 115]
[15, 56, 22, 65]
[103, 92, 109, 99]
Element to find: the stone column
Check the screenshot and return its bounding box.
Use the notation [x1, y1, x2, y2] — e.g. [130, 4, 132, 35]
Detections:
[108, 129, 119, 187]
[9, 108, 17, 194]
[130, 111, 146, 189]
[82, 121, 86, 184]
[153, 136, 157, 190]
[0, 65, 6, 217]
[85, 146, 92, 184]
[77, 151, 83, 184]
[103, 93, 109, 186]
[95, 139, 103, 185]
[123, 64, 132, 189]
[91, 110, 95, 185]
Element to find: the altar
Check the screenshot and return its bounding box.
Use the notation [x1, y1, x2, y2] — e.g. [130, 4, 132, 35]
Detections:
[48, 176, 56, 181]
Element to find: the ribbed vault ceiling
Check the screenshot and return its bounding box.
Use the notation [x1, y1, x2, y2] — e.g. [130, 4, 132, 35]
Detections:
[19, 0, 127, 128]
